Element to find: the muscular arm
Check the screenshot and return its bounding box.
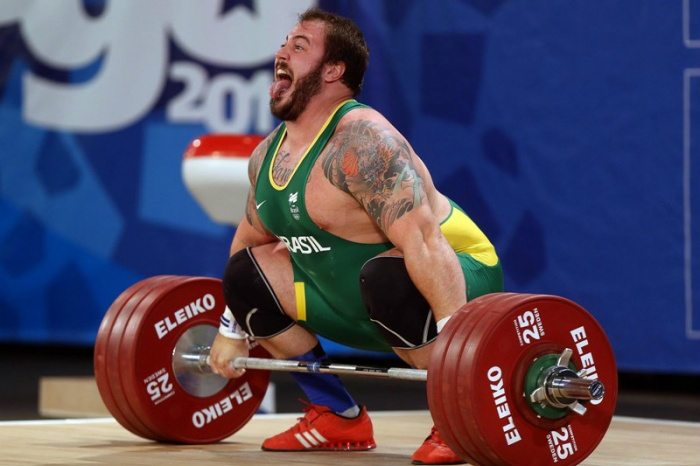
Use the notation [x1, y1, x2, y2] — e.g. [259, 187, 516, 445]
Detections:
[322, 120, 467, 320]
[213, 132, 286, 379]
[229, 131, 280, 256]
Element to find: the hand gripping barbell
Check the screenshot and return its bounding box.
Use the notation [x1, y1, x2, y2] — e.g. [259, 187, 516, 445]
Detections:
[94, 275, 617, 466]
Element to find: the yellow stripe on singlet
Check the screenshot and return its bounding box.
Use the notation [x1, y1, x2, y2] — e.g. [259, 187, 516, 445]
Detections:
[294, 282, 307, 321]
[440, 204, 499, 266]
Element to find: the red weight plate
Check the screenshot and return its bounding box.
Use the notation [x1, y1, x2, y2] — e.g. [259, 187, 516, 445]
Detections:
[94, 276, 169, 440]
[94, 278, 146, 438]
[105, 275, 182, 441]
[428, 300, 499, 466]
[101, 276, 201, 441]
[120, 276, 272, 444]
[111, 276, 187, 440]
[428, 308, 474, 463]
[456, 294, 526, 466]
[445, 294, 521, 466]
[456, 294, 552, 465]
[458, 293, 617, 466]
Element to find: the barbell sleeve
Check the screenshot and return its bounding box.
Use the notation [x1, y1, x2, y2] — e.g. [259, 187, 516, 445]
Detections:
[548, 376, 605, 401]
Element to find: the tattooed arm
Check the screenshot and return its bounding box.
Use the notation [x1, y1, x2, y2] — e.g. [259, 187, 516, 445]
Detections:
[229, 130, 280, 256]
[322, 119, 467, 321]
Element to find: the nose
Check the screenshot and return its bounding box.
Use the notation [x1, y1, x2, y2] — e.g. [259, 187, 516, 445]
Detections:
[275, 43, 290, 62]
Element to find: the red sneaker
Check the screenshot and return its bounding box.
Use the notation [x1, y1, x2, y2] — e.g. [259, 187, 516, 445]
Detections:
[261, 403, 376, 451]
[411, 425, 465, 465]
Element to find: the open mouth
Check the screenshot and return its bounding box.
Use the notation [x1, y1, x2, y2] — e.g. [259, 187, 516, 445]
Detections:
[270, 68, 293, 99]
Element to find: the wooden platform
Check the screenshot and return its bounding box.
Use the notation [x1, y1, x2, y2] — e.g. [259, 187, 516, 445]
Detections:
[38, 376, 110, 418]
[1, 412, 698, 465]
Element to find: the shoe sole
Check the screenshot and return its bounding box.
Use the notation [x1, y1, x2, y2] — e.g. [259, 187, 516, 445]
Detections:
[411, 460, 466, 465]
[262, 440, 376, 452]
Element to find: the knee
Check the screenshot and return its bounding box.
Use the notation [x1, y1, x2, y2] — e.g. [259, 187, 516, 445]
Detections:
[359, 256, 436, 348]
[222, 248, 293, 338]
[222, 248, 257, 309]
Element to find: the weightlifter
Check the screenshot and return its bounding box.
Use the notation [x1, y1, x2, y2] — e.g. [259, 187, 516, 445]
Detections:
[208, 8, 503, 465]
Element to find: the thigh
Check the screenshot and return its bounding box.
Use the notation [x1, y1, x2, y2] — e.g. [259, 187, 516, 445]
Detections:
[458, 254, 504, 299]
[373, 248, 504, 299]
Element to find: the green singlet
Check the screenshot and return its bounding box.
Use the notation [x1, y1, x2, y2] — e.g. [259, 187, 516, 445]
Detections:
[254, 100, 503, 352]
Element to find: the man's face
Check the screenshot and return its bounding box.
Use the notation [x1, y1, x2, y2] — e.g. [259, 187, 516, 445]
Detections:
[270, 20, 327, 121]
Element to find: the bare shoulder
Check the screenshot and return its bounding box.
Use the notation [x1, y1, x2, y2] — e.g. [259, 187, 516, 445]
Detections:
[320, 107, 427, 231]
[248, 126, 282, 184]
[321, 107, 402, 189]
[338, 106, 399, 135]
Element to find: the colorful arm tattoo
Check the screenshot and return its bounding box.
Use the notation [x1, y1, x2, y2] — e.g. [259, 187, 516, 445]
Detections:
[321, 120, 426, 231]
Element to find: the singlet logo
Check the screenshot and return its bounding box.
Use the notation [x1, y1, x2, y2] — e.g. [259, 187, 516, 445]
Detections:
[279, 235, 331, 254]
[288, 192, 300, 220]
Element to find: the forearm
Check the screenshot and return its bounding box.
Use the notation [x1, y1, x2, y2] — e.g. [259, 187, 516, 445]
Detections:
[403, 231, 466, 321]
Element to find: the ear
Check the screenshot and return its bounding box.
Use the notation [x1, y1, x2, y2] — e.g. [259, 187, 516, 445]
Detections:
[324, 61, 346, 83]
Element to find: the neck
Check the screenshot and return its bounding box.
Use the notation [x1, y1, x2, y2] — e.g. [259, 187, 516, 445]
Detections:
[284, 93, 353, 148]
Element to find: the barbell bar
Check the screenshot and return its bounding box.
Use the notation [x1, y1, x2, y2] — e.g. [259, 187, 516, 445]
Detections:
[176, 346, 604, 413]
[185, 351, 428, 381]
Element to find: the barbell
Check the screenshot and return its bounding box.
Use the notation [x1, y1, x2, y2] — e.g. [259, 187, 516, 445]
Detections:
[94, 275, 618, 466]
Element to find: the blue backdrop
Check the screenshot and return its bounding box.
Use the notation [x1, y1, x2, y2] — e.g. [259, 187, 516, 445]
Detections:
[1, 0, 699, 374]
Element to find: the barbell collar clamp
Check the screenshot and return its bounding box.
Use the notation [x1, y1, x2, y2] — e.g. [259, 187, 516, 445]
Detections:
[529, 348, 606, 415]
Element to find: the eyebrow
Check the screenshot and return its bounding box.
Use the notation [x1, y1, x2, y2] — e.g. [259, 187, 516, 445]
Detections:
[285, 34, 311, 45]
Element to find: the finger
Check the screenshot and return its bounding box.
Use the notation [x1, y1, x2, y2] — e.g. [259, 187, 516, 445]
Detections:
[224, 367, 246, 379]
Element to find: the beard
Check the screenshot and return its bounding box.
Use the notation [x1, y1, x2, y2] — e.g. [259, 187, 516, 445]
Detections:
[270, 61, 324, 122]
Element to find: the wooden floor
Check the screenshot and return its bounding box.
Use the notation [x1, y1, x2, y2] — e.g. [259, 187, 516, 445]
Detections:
[1, 411, 699, 466]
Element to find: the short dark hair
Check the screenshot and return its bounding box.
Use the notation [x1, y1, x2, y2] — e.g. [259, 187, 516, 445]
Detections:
[298, 8, 369, 96]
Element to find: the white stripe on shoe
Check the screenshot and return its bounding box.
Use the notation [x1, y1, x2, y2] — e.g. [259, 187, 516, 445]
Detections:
[302, 431, 319, 446]
[294, 429, 329, 448]
[310, 428, 328, 443]
[294, 433, 312, 448]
